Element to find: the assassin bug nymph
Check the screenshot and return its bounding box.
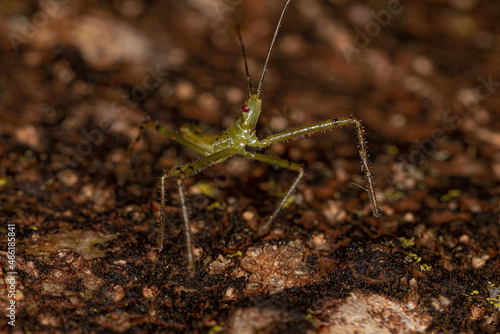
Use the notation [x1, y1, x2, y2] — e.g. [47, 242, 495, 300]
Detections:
[134, 0, 381, 277]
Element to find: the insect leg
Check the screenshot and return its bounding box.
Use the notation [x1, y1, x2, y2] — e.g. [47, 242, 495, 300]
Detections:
[157, 147, 239, 277]
[118, 120, 213, 186]
[135, 119, 211, 155]
[241, 150, 304, 236]
[255, 116, 381, 218]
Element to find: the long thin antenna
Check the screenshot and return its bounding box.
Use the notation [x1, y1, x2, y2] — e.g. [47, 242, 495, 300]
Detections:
[236, 25, 253, 95]
[257, 0, 293, 97]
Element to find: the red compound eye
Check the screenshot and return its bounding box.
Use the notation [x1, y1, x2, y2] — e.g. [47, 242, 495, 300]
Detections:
[241, 104, 250, 113]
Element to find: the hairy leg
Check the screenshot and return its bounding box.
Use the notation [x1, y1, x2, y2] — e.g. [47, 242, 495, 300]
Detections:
[157, 147, 239, 277]
[241, 151, 304, 236]
[253, 116, 381, 218]
[118, 120, 213, 186]
[135, 119, 211, 155]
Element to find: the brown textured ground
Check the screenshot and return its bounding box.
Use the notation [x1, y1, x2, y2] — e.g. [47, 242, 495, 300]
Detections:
[1, 0, 500, 333]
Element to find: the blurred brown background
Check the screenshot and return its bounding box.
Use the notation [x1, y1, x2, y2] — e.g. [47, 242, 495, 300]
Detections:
[1, 0, 499, 332]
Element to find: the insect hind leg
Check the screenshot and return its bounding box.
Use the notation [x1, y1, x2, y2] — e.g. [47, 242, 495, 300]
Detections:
[135, 119, 210, 155]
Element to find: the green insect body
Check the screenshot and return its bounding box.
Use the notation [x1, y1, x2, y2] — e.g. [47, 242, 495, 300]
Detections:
[134, 0, 381, 277]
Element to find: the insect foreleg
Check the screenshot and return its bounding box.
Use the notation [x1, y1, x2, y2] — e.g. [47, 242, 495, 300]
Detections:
[254, 116, 381, 218]
[241, 151, 304, 236]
